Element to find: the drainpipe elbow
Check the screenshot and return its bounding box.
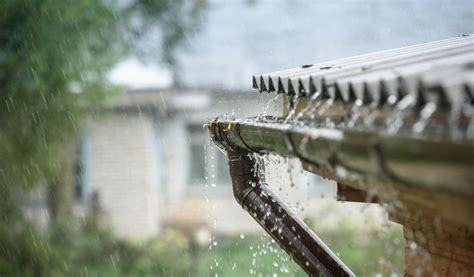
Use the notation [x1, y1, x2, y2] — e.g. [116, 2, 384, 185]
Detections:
[227, 149, 259, 206]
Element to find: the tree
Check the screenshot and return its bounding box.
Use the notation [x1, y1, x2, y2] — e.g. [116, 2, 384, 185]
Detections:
[0, 0, 206, 218]
[0, 0, 206, 274]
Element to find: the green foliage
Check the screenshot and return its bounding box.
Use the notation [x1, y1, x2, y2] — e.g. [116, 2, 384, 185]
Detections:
[0, 213, 404, 276]
[0, 1, 206, 275]
[195, 223, 404, 276]
[195, 235, 306, 276]
[0, 0, 120, 192]
[0, 219, 193, 276]
[0, 0, 207, 193]
[0, 0, 207, 223]
[315, 220, 405, 275]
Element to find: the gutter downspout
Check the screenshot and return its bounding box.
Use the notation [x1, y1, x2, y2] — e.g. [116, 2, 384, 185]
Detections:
[208, 121, 354, 276]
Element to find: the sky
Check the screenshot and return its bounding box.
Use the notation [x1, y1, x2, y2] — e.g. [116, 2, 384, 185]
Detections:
[109, 0, 474, 90]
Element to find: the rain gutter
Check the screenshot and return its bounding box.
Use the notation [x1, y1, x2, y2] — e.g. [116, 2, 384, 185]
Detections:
[208, 117, 473, 195]
[208, 118, 355, 276]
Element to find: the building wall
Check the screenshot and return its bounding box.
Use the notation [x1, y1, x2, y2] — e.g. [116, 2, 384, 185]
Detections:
[87, 114, 160, 238]
[160, 115, 190, 208]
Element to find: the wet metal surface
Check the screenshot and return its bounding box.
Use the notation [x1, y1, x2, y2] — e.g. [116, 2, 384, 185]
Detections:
[208, 120, 354, 276]
[252, 35, 474, 140]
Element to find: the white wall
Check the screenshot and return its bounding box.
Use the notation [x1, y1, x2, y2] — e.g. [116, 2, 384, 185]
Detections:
[161, 114, 190, 208]
[87, 114, 160, 239]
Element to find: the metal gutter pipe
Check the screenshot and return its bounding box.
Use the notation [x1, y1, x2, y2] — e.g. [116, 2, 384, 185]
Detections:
[208, 119, 354, 276]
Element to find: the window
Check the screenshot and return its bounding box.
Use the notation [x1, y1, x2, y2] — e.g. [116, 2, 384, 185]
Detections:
[187, 125, 232, 193]
[188, 125, 207, 185]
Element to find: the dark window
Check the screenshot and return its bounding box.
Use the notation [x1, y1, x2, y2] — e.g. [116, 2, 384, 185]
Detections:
[188, 125, 206, 185]
[189, 142, 206, 184]
[187, 125, 231, 187]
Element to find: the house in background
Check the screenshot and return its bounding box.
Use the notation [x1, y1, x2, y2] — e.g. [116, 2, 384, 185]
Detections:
[76, 87, 340, 239]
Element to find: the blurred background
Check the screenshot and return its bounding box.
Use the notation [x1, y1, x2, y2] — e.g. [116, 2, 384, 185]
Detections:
[1, 0, 472, 275]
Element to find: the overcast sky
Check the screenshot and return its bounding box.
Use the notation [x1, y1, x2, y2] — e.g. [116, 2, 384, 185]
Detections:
[110, 0, 474, 90]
